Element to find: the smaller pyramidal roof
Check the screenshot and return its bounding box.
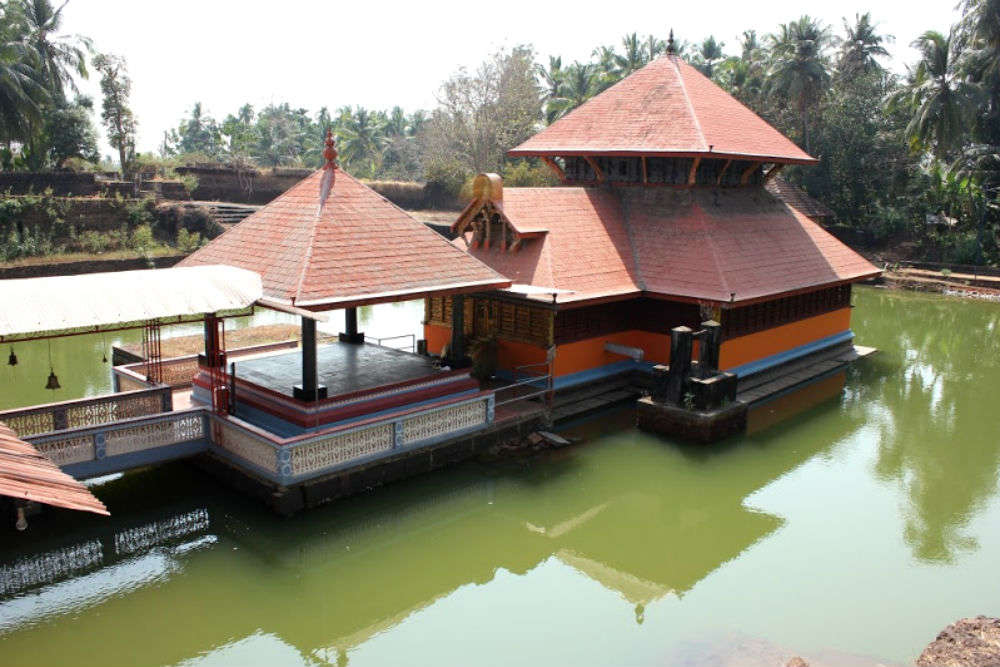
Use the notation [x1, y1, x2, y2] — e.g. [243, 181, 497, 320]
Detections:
[182, 137, 509, 309]
[509, 54, 815, 164]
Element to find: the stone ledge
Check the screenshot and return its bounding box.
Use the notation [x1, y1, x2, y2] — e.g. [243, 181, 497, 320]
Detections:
[636, 396, 747, 444]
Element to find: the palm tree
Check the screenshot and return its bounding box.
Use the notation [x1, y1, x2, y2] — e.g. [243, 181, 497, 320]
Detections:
[740, 30, 760, 62]
[546, 62, 597, 121]
[696, 36, 725, 78]
[958, 0, 1000, 117]
[338, 106, 386, 177]
[19, 0, 91, 100]
[890, 30, 978, 158]
[645, 34, 665, 62]
[0, 26, 49, 148]
[767, 16, 833, 152]
[838, 12, 892, 77]
[614, 33, 645, 78]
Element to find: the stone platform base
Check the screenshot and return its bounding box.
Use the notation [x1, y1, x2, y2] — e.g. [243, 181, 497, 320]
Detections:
[636, 397, 747, 444]
[192, 410, 545, 515]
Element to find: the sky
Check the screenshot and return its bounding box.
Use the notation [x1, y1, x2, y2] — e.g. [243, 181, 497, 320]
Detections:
[60, 0, 962, 157]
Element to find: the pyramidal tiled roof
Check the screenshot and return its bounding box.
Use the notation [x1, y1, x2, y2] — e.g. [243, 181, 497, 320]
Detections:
[181, 169, 510, 308]
[509, 55, 816, 164]
[455, 187, 878, 305]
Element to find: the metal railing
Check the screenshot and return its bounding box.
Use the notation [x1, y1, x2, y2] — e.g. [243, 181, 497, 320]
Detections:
[371, 333, 416, 353]
[0, 386, 173, 438]
[494, 360, 553, 409]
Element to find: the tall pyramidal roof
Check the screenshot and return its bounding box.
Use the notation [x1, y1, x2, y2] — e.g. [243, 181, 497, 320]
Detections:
[181, 164, 510, 309]
[509, 55, 816, 165]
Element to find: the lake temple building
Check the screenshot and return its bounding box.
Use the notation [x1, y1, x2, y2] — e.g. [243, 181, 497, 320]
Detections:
[424, 48, 879, 428]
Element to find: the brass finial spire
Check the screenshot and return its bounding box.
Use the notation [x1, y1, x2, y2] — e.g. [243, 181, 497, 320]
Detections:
[667, 29, 676, 55]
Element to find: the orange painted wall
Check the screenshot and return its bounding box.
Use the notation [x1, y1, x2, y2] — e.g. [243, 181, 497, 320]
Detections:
[424, 324, 451, 357]
[551, 330, 672, 377]
[719, 307, 852, 370]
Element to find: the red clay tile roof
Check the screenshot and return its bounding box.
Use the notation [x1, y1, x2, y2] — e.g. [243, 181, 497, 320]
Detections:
[0, 421, 109, 515]
[765, 176, 835, 221]
[509, 56, 815, 164]
[181, 169, 509, 309]
[455, 186, 878, 305]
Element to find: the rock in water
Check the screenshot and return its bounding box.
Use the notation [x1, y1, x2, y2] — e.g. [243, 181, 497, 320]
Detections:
[785, 658, 808, 667]
[916, 616, 1000, 666]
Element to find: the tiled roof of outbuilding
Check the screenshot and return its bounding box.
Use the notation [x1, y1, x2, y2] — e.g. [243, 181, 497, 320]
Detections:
[509, 55, 816, 164]
[0, 421, 109, 515]
[181, 169, 509, 309]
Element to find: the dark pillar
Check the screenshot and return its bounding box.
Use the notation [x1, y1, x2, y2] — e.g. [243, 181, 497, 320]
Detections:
[199, 314, 222, 368]
[698, 320, 722, 375]
[339, 307, 365, 344]
[448, 294, 468, 367]
[665, 326, 693, 404]
[293, 316, 327, 401]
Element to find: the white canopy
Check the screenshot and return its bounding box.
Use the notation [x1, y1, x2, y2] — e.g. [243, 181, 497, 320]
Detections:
[0, 265, 263, 339]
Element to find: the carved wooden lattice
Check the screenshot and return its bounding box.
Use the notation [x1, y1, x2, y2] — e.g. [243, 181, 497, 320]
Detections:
[401, 400, 487, 446]
[290, 423, 394, 476]
[65, 394, 163, 429]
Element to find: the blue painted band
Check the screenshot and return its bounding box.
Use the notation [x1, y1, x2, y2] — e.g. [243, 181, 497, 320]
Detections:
[727, 330, 854, 378]
[64, 438, 209, 480]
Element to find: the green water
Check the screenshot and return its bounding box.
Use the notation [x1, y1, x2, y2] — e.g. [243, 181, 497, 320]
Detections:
[2, 287, 1000, 666]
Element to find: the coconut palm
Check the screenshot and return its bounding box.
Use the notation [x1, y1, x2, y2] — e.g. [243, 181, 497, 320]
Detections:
[545, 62, 597, 121]
[958, 0, 1000, 116]
[838, 12, 892, 77]
[696, 36, 725, 78]
[338, 106, 386, 176]
[767, 16, 833, 152]
[645, 34, 665, 62]
[0, 28, 49, 147]
[614, 33, 646, 78]
[19, 0, 91, 99]
[890, 30, 978, 158]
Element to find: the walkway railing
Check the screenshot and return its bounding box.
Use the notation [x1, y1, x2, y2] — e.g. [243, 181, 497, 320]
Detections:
[0, 387, 173, 438]
[211, 391, 495, 485]
[371, 334, 416, 353]
[24, 409, 208, 476]
[494, 361, 553, 410]
[114, 340, 300, 390]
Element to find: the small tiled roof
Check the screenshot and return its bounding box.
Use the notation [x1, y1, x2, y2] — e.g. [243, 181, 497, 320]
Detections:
[509, 55, 815, 164]
[455, 187, 878, 305]
[0, 421, 109, 515]
[181, 169, 509, 309]
[765, 176, 835, 221]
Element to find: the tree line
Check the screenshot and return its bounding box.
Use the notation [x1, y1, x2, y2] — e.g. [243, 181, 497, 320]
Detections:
[1, 0, 998, 264]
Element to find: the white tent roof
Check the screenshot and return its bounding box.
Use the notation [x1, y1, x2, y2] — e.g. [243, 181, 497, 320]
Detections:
[0, 265, 263, 338]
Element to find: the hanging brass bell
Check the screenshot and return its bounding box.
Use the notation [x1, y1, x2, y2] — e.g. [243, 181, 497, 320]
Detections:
[45, 369, 61, 390]
[7, 348, 16, 366]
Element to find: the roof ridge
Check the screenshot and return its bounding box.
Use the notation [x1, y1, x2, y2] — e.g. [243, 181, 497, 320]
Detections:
[673, 58, 708, 152]
[291, 170, 326, 304]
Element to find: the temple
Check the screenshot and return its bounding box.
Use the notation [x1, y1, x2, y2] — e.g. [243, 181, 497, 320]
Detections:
[425, 51, 879, 429]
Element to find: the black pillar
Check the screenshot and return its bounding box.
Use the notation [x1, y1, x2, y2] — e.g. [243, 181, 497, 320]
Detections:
[339, 307, 365, 344]
[665, 326, 693, 404]
[698, 320, 722, 375]
[448, 294, 468, 367]
[293, 316, 327, 401]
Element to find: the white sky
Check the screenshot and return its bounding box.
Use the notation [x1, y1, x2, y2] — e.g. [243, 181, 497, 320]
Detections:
[61, 0, 961, 157]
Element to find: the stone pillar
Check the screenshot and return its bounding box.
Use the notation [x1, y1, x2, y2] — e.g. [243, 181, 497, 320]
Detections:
[665, 326, 693, 404]
[698, 320, 722, 375]
[339, 307, 365, 344]
[293, 316, 327, 401]
[448, 294, 468, 367]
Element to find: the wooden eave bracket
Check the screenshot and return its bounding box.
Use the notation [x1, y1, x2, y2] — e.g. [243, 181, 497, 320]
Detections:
[763, 163, 785, 183]
[688, 157, 701, 185]
[541, 156, 566, 182]
[716, 159, 732, 185]
[583, 156, 605, 183]
[740, 161, 763, 185]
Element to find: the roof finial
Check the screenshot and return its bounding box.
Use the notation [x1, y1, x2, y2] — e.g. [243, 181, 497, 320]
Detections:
[323, 128, 338, 170]
[318, 128, 337, 214]
[667, 29, 676, 55]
